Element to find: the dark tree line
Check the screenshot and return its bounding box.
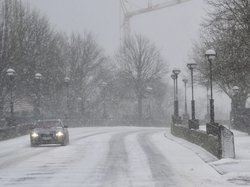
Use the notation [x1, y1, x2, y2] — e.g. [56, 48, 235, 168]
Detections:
[0, 0, 108, 122]
[0, 0, 169, 125]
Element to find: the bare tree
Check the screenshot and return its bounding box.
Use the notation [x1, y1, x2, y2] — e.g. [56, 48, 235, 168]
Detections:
[0, 0, 69, 120]
[192, 0, 250, 109]
[117, 35, 167, 121]
[68, 32, 107, 117]
[0, 0, 113, 122]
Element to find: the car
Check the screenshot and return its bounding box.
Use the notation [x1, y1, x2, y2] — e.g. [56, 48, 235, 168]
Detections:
[30, 119, 69, 147]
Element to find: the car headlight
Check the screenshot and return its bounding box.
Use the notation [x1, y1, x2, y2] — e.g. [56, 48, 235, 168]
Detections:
[31, 132, 39, 138]
[56, 131, 64, 137]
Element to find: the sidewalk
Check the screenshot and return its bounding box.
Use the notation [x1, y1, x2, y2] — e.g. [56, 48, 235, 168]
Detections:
[166, 125, 250, 186]
[212, 129, 250, 185]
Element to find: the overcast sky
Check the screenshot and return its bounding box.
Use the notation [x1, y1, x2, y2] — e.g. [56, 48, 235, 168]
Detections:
[25, 0, 206, 69]
[23, 0, 231, 117]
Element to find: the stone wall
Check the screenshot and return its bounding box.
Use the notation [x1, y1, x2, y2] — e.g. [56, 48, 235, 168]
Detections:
[0, 123, 34, 141]
[171, 123, 222, 158]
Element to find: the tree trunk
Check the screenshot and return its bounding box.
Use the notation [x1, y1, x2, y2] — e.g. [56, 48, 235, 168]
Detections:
[137, 94, 142, 122]
[231, 94, 247, 110]
[238, 97, 247, 109]
[0, 98, 4, 122]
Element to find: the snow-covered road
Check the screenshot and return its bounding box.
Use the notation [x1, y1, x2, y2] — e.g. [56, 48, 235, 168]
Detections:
[0, 127, 234, 187]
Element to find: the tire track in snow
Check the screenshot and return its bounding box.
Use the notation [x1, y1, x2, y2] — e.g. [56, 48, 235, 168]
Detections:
[138, 130, 177, 187]
[0, 130, 109, 170]
[125, 130, 155, 186]
[101, 130, 140, 187]
[0, 129, 114, 186]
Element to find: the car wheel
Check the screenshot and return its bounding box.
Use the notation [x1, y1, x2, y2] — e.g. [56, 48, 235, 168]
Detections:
[30, 142, 38, 147]
[61, 139, 67, 146]
[66, 135, 69, 145]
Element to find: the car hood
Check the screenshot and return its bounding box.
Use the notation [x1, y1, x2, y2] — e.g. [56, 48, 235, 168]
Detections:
[33, 127, 62, 134]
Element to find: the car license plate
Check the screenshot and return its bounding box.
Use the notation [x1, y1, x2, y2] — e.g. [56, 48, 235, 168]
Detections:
[42, 136, 52, 140]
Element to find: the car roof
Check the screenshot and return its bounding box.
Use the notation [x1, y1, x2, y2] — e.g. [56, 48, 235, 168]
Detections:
[37, 119, 62, 123]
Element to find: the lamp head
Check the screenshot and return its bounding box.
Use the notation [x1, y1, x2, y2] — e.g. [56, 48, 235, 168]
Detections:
[7, 68, 15, 76]
[187, 63, 197, 70]
[64, 76, 70, 83]
[171, 74, 176, 80]
[182, 78, 188, 84]
[35, 73, 42, 80]
[102, 82, 108, 87]
[146, 86, 153, 92]
[205, 49, 216, 61]
[172, 68, 181, 75]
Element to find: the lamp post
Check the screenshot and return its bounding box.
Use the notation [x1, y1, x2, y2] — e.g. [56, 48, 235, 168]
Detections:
[182, 78, 189, 123]
[205, 82, 210, 122]
[35, 73, 42, 119]
[102, 82, 108, 119]
[205, 49, 218, 135]
[205, 49, 216, 123]
[7, 68, 15, 124]
[172, 68, 181, 118]
[182, 78, 188, 115]
[187, 63, 197, 121]
[64, 76, 70, 119]
[187, 63, 199, 129]
[171, 74, 177, 119]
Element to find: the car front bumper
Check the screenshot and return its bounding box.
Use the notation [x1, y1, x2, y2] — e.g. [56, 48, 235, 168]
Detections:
[30, 134, 65, 145]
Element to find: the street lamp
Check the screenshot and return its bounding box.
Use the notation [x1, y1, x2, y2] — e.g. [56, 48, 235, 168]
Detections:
[101, 82, 108, 119]
[172, 68, 181, 118]
[7, 68, 16, 124]
[205, 49, 216, 123]
[35, 73, 42, 119]
[64, 76, 70, 119]
[35, 73, 42, 80]
[187, 63, 199, 129]
[205, 49, 218, 135]
[205, 82, 210, 122]
[171, 74, 177, 120]
[187, 63, 197, 120]
[182, 78, 189, 122]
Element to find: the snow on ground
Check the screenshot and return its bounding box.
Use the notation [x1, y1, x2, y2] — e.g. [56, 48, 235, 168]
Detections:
[177, 124, 250, 186]
[0, 126, 246, 186]
[212, 129, 250, 186]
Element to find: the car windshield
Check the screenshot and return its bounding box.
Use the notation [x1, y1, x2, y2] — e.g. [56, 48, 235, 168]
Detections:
[36, 121, 61, 128]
